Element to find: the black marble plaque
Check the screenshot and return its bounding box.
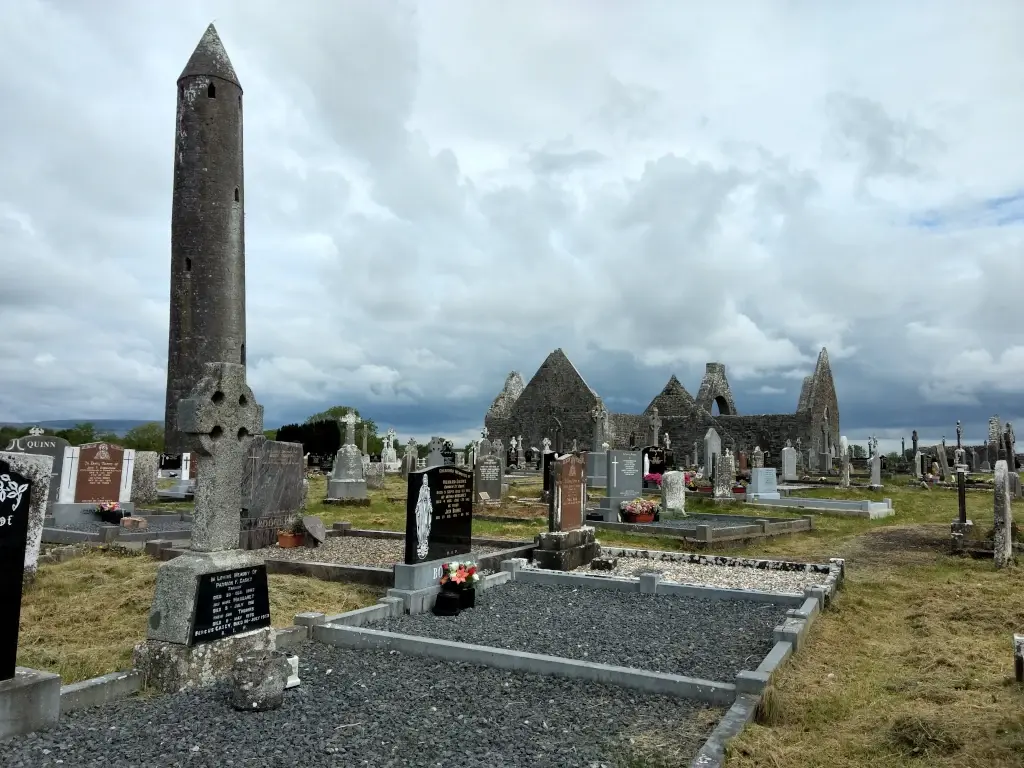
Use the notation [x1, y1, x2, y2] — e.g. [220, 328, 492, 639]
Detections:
[188, 565, 272, 646]
[473, 455, 502, 503]
[0, 460, 32, 680]
[643, 446, 669, 476]
[404, 465, 473, 564]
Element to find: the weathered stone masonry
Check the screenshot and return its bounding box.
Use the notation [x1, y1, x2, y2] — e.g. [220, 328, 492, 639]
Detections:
[484, 348, 840, 467]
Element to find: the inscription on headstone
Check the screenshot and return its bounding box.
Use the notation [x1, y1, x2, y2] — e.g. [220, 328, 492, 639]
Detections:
[550, 454, 585, 532]
[74, 442, 126, 503]
[0, 459, 32, 680]
[188, 565, 272, 645]
[240, 436, 304, 549]
[3, 433, 69, 512]
[404, 465, 473, 564]
[474, 455, 502, 504]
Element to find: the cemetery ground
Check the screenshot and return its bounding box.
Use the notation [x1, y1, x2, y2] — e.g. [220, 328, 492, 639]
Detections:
[16, 548, 381, 684]
[15, 472, 1024, 767]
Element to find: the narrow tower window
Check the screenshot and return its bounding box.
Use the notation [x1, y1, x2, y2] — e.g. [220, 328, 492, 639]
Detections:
[207, 82, 216, 98]
[234, 187, 239, 202]
[185, 257, 192, 272]
[240, 343, 246, 365]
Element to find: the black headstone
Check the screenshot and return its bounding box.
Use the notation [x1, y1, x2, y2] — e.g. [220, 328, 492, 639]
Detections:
[404, 465, 473, 564]
[0, 460, 34, 680]
[542, 452, 558, 493]
[642, 446, 669, 476]
[188, 565, 272, 646]
[440, 445, 456, 466]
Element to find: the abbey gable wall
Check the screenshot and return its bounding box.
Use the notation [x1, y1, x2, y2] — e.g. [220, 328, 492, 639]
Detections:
[483, 347, 840, 467]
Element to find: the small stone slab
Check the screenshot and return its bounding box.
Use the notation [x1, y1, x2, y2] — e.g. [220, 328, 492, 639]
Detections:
[229, 651, 290, 711]
[302, 515, 327, 545]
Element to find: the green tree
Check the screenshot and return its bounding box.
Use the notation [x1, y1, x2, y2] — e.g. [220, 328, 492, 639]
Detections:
[56, 422, 98, 446]
[122, 422, 165, 452]
[0, 425, 31, 449]
[851, 444, 867, 459]
[303, 405, 382, 454]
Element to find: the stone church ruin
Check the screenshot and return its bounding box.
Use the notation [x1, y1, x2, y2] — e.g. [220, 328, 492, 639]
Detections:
[484, 347, 840, 468]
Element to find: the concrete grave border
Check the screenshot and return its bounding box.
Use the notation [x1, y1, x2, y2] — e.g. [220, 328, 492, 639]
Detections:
[589, 513, 814, 547]
[40, 512, 193, 545]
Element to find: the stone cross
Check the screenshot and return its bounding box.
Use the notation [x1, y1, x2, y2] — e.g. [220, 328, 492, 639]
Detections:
[956, 420, 962, 449]
[177, 362, 263, 552]
[340, 412, 359, 446]
[647, 407, 661, 445]
[912, 430, 918, 454]
[510, 436, 518, 451]
[481, 426, 489, 439]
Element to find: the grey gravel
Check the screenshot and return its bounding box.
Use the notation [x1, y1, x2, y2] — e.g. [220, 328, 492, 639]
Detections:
[0, 644, 718, 768]
[258, 537, 501, 567]
[374, 582, 786, 681]
[49, 514, 192, 533]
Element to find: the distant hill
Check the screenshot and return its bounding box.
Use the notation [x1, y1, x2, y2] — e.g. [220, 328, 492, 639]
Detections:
[0, 419, 158, 437]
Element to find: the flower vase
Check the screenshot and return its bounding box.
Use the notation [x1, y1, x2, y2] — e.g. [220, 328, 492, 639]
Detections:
[432, 589, 462, 616]
[460, 588, 476, 609]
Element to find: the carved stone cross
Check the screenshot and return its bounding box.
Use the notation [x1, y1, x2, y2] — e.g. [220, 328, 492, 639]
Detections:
[177, 362, 263, 552]
[340, 412, 360, 445]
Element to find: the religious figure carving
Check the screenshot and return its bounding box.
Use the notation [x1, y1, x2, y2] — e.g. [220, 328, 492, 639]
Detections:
[663, 432, 671, 449]
[956, 420, 962, 448]
[413, 474, 432, 561]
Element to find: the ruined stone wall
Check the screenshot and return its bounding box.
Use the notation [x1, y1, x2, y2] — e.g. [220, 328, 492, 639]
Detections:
[715, 413, 812, 464]
[607, 414, 647, 448]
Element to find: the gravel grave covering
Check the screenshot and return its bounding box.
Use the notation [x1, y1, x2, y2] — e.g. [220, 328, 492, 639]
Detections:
[49, 515, 192, 533]
[373, 582, 786, 681]
[258, 537, 502, 568]
[577, 556, 828, 593]
[0, 644, 718, 768]
[644, 514, 772, 531]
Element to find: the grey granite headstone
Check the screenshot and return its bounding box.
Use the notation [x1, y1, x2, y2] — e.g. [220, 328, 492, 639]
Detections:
[302, 515, 327, 545]
[365, 462, 385, 490]
[596, 450, 642, 521]
[869, 455, 882, 488]
[240, 436, 304, 548]
[661, 470, 686, 517]
[749, 468, 779, 500]
[131, 450, 160, 504]
[3, 431, 69, 513]
[934, 444, 950, 481]
[703, 428, 721, 481]
[993, 460, 1013, 568]
[781, 446, 797, 482]
[328, 413, 367, 501]
[474, 454, 502, 504]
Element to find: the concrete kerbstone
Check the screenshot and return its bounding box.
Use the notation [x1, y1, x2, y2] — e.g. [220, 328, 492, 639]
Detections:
[639, 573, 661, 593]
[0, 667, 61, 740]
[315, 625, 736, 705]
[59, 670, 142, 715]
[690, 694, 759, 767]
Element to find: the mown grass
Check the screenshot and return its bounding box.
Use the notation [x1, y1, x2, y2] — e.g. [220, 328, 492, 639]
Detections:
[17, 548, 381, 684]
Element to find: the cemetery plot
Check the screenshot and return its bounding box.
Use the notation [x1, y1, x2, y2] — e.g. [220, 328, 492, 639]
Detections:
[46, 513, 192, 535]
[257, 537, 502, 568]
[574, 551, 834, 594]
[372, 582, 788, 682]
[590, 510, 814, 545]
[0, 644, 720, 768]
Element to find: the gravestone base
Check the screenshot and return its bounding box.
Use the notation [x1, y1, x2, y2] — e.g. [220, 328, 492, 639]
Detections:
[133, 627, 276, 695]
[533, 527, 599, 571]
[0, 668, 61, 740]
[51, 502, 136, 527]
[595, 496, 636, 522]
[326, 479, 368, 502]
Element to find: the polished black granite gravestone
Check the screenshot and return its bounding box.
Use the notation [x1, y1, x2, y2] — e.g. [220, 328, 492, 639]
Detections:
[404, 465, 473, 564]
[188, 565, 272, 646]
[3, 434, 68, 513]
[0, 459, 32, 680]
[642, 446, 669, 476]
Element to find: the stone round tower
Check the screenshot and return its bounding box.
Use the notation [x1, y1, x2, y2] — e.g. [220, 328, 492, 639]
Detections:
[164, 24, 247, 453]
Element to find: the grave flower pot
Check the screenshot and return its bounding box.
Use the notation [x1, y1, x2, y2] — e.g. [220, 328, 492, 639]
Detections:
[460, 588, 476, 609]
[277, 531, 303, 548]
[622, 511, 655, 523]
[432, 589, 462, 616]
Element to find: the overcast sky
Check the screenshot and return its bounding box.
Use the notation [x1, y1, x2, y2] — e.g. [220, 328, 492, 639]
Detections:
[1, 1, 1021, 450]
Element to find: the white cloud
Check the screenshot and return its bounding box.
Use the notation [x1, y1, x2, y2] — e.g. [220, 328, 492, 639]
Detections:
[1, 0, 1022, 441]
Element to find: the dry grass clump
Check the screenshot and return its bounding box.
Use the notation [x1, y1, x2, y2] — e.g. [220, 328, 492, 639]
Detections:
[17, 548, 380, 683]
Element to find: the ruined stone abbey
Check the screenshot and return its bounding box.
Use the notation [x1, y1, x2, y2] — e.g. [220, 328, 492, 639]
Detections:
[483, 348, 840, 466]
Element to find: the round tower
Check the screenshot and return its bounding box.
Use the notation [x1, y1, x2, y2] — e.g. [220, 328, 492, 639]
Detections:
[164, 24, 246, 453]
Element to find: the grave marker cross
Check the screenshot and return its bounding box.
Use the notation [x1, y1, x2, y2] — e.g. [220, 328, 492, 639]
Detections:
[340, 412, 360, 446]
[177, 362, 263, 553]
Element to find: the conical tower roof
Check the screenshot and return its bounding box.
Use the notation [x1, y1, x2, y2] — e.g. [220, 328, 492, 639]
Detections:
[179, 23, 241, 87]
